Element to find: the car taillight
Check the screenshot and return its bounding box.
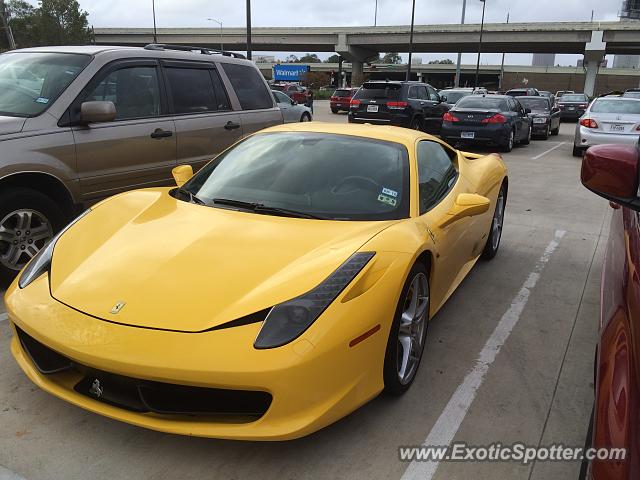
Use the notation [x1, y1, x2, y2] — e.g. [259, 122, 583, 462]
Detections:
[387, 101, 408, 109]
[350, 99, 361, 107]
[443, 112, 460, 122]
[481, 114, 507, 124]
[580, 118, 598, 129]
[330, 96, 337, 101]
[579, 104, 588, 108]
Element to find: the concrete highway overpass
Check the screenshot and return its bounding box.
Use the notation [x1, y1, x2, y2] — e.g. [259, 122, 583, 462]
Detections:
[94, 22, 640, 96]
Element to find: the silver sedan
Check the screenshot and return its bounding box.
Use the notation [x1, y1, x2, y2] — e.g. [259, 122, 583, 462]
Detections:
[272, 90, 313, 123]
[574, 97, 640, 157]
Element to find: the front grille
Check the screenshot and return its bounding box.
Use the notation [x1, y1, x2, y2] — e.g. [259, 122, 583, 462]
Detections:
[15, 327, 272, 419]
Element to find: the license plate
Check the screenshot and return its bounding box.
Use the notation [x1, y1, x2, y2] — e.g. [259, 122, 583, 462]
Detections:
[367, 105, 379, 113]
[568, 106, 575, 110]
[461, 132, 475, 139]
[610, 124, 625, 132]
[337, 104, 343, 107]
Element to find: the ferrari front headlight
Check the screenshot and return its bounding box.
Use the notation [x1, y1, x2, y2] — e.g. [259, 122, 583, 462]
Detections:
[19, 209, 90, 289]
[254, 252, 375, 349]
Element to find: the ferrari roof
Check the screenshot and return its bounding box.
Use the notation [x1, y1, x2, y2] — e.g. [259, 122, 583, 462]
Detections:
[261, 122, 437, 146]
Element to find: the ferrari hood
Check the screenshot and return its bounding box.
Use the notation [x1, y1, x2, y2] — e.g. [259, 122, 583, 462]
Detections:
[50, 189, 395, 332]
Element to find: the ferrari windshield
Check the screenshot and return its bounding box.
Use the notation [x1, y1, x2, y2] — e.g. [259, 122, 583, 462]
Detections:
[0, 52, 91, 117]
[183, 132, 410, 221]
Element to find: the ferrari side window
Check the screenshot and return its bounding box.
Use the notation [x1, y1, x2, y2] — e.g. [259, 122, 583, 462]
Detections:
[417, 141, 457, 215]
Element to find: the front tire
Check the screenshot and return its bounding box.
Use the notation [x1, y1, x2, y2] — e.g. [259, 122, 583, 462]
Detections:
[300, 112, 312, 122]
[384, 263, 430, 395]
[0, 187, 65, 285]
[521, 125, 531, 145]
[482, 182, 507, 260]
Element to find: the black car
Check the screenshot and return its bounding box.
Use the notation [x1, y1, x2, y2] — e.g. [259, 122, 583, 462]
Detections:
[516, 96, 561, 139]
[440, 95, 532, 152]
[556, 93, 589, 120]
[348, 81, 449, 133]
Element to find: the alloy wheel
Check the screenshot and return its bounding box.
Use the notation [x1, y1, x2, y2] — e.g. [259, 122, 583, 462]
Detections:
[491, 188, 506, 251]
[0, 209, 53, 271]
[397, 272, 429, 385]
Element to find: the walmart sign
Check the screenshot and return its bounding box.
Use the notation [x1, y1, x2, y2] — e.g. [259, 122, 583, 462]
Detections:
[273, 64, 310, 81]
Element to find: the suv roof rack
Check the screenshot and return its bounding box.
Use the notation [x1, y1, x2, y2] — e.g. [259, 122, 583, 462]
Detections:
[144, 43, 246, 59]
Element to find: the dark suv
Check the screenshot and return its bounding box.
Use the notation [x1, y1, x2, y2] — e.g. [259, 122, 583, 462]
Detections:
[348, 81, 449, 133]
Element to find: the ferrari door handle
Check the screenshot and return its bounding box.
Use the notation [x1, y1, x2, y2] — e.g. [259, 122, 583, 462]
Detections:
[224, 121, 241, 130]
[150, 129, 173, 139]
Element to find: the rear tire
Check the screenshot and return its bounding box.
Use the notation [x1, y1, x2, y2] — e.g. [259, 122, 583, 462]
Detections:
[482, 182, 507, 260]
[410, 117, 423, 131]
[0, 187, 65, 286]
[501, 130, 515, 152]
[331, 108, 338, 114]
[383, 262, 430, 395]
[572, 145, 584, 157]
[551, 125, 560, 136]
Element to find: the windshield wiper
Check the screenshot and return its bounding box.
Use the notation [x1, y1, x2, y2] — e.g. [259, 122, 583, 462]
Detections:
[174, 187, 207, 205]
[212, 198, 326, 219]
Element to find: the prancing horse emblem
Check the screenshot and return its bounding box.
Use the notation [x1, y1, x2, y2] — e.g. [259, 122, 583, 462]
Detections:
[89, 379, 103, 398]
[110, 301, 126, 314]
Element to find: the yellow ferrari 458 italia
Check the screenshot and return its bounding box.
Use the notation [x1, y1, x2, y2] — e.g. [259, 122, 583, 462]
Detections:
[5, 123, 507, 440]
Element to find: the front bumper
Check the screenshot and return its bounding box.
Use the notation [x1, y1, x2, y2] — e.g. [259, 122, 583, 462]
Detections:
[441, 123, 511, 146]
[574, 125, 640, 149]
[5, 259, 406, 440]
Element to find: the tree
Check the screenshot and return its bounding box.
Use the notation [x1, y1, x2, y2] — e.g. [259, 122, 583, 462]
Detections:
[428, 59, 454, 64]
[284, 54, 299, 63]
[1, 0, 91, 49]
[381, 52, 402, 64]
[325, 54, 341, 63]
[299, 53, 321, 63]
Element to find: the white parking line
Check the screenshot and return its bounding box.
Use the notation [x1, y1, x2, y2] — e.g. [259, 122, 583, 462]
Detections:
[401, 229, 566, 480]
[532, 142, 566, 160]
[0, 313, 8, 322]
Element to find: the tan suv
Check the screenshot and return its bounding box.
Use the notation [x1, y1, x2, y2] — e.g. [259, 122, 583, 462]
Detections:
[0, 44, 284, 282]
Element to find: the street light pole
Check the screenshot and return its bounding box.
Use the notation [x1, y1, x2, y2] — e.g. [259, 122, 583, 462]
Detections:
[406, 0, 416, 81]
[474, 0, 486, 88]
[499, 12, 509, 90]
[0, 0, 16, 50]
[374, 0, 378, 26]
[454, 0, 467, 87]
[207, 18, 223, 51]
[246, 0, 252, 60]
[152, 0, 158, 43]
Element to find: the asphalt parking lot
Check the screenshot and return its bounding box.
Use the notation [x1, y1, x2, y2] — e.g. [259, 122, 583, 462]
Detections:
[0, 101, 607, 480]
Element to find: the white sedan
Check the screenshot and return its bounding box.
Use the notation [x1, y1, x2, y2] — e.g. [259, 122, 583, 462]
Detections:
[272, 90, 313, 123]
[574, 97, 640, 156]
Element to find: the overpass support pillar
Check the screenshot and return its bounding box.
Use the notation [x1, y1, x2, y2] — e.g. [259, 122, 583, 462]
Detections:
[583, 31, 606, 98]
[336, 33, 378, 87]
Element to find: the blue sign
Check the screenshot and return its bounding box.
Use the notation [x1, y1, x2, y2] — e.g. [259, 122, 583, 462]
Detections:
[273, 64, 310, 81]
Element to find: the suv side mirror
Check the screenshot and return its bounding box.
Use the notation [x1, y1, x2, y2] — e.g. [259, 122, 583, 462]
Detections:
[581, 143, 640, 210]
[440, 95, 447, 102]
[80, 101, 116, 124]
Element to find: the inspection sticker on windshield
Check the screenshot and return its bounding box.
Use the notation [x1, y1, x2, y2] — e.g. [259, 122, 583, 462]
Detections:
[381, 187, 398, 198]
[35, 97, 49, 104]
[378, 194, 397, 207]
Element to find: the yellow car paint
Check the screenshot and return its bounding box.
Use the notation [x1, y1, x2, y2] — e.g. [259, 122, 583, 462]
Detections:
[5, 122, 507, 440]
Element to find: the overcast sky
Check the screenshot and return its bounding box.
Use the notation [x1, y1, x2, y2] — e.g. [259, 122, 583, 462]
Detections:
[59, 0, 627, 65]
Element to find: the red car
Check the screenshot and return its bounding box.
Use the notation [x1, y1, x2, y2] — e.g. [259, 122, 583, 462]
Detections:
[581, 140, 640, 479]
[330, 88, 359, 113]
[271, 83, 309, 105]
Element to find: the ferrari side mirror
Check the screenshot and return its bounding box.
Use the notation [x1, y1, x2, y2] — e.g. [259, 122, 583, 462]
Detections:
[439, 193, 490, 228]
[172, 165, 194, 187]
